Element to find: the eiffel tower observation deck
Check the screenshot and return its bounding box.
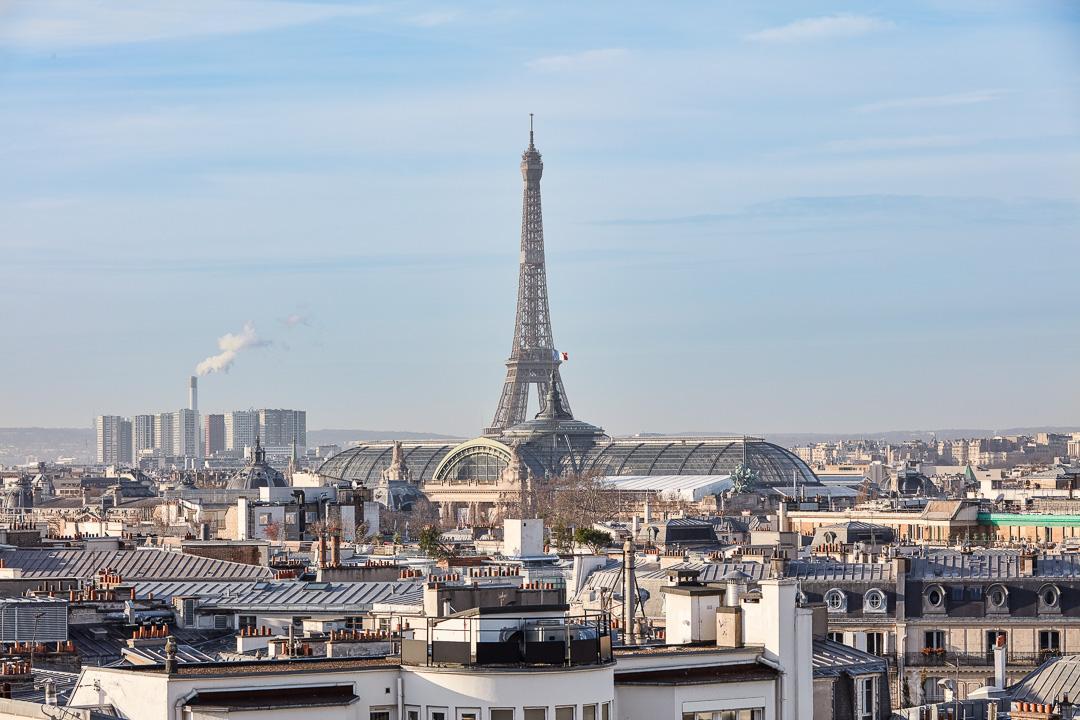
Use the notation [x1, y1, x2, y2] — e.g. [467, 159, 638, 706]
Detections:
[484, 117, 572, 437]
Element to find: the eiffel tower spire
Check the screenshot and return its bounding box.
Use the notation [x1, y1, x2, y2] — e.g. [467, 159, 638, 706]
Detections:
[485, 118, 572, 436]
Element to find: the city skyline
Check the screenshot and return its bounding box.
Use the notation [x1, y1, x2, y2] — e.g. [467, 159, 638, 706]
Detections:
[3, 1, 1079, 434]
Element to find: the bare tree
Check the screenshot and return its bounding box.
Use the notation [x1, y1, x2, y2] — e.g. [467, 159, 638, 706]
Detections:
[526, 470, 619, 532]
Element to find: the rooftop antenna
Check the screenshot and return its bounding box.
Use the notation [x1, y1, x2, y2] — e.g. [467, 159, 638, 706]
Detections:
[529, 113, 535, 148]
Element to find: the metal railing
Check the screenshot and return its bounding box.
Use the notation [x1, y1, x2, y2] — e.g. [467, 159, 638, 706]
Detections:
[904, 650, 1064, 667]
[400, 610, 614, 669]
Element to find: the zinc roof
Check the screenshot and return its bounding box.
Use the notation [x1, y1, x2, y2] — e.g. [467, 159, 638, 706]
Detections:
[199, 581, 423, 612]
[0, 549, 273, 581]
[1010, 654, 1080, 704]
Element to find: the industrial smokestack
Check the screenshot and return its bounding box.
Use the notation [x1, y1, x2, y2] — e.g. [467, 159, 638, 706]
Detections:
[188, 376, 198, 413]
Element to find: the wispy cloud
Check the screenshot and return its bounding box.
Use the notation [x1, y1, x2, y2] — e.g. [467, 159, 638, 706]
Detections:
[195, 322, 271, 376]
[856, 89, 1007, 113]
[0, 0, 381, 50]
[527, 48, 629, 72]
[747, 14, 893, 43]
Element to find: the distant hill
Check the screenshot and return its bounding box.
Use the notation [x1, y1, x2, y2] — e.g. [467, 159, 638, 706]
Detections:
[645, 427, 1080, 448]
[0, 427, 95, 465]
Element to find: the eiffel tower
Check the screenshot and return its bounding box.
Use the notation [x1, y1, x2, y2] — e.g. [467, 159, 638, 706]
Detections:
[484, 117, 572, 436]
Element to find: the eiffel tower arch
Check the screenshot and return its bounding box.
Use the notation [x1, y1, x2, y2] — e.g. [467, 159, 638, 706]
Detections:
[484, 117, 572, 437]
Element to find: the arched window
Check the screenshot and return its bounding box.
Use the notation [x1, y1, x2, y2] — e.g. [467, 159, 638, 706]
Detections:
[825, 588, 847, 613]
[864, 588, 887, 613]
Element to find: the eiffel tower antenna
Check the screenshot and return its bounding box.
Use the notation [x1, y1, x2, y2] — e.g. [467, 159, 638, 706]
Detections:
[485, 117, 572, 436]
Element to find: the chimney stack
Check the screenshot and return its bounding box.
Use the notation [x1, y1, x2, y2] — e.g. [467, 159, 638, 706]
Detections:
[622, 539, 638, 645]
[993, 632, 1008, 690]
[188, 376, 198, 413]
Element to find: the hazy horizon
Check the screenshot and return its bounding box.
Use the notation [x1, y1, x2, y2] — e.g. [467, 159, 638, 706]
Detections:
[3, 1, 1079, 435]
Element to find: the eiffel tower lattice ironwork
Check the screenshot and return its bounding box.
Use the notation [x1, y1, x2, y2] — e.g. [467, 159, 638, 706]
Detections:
[485, 117, 572, 436]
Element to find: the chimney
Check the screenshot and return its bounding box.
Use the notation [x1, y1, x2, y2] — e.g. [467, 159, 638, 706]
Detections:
[623, 539, 638, 645]
[188, 376, 198, 413]
[164, 635, 177, 674]
[43, 678, 57, 706]
[1020, 550, 1037, 577]
[778, 501, 789, 533]
[318, 532, 329, 569]
[993, 632, 1008, 690]
[331, 534, 341, 567]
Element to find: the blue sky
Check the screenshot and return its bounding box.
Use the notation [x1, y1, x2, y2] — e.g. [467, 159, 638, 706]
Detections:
[1, 1, 1078, 435]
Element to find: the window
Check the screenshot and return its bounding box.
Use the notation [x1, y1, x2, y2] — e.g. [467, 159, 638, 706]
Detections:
[866, 632, 885, 656]
[864, 589, 886, 613]
[1039, 630, 1061, 653]
[987, 584, 1008, 611]
[825, 588, 847, 612]
[456, 711, 478, 720]
[924, 630, 945, 650]
[828, 632, 845, 644]
[258, 513, 272, 525]
[405, 708, 420, 720]
[1039, 585, 1061, 611]
[524, 710, 547, 720]
[681, 710, 763, 720]
[583, 706, 596, 720]
[601, 703, 610, 720]
[213, 615, 230, 630]
[429, 710, 447, 720]
[923, 677, 945, 703]
[555, 709, 574, 720]
[925, 585, 945, 610]
[491, 711, 514, 720]
[856, 677, 877, 720]
[238, 615, 256, 630]
[371, 711, 393, 720]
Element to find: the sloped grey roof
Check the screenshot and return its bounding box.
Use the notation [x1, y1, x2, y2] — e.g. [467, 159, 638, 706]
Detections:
[133, 580, 261, 601]
[909, 553, 1080, 579]
[0, 549, 273, 581]
[199, 581, 423, 612]
[787, 561, 894, 582]
[813, 638, 889, 678]
[1010, 654, 1080, 704]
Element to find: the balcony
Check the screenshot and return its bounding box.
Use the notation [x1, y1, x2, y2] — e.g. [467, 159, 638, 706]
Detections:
[904, 650, 1064, 667]
[400, 611, 614, 669]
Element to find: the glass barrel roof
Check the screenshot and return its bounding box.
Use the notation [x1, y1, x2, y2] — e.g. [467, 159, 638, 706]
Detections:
[317, 436, 816, 488]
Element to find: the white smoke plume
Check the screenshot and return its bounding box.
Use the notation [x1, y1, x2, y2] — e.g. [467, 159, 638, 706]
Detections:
[195, 322, 268, 376]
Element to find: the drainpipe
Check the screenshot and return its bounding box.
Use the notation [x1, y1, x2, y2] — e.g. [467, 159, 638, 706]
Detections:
[758, 655, 785, 720]
[397, 677, 404, 720]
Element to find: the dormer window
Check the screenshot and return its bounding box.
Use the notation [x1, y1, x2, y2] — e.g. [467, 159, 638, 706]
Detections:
[1039, 584, 1061, 614]
[924, 584, 946, 613]
[986, 584, 1009, 614]
[825, 588, 848, 613]
[864, 588, 887, 614]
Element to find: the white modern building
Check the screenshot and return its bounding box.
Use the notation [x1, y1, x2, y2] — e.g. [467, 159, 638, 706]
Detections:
[225, 410, 260, 453]
[62, 576, 814, 720]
